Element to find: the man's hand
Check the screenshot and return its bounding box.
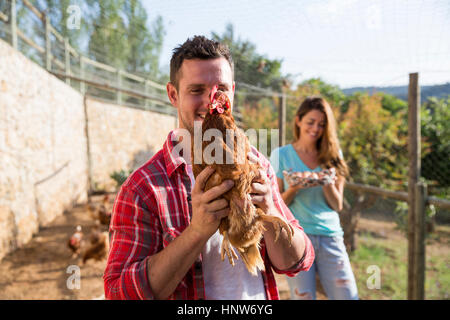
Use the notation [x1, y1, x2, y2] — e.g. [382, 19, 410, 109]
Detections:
[249, 168, 277, 214]
[190, 166, 234, 240]
[247, 153, 277, 215]
[146, 166, 233, 299]
[247, 152, 306, 271]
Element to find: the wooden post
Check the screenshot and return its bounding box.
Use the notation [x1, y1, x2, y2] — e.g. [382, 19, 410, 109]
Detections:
[45, 14, 51, 71]
[80, 56, 85, 95]
[144, 80, 149, 109]
[414, 182, 427, 300]
[278, 92, 286, 147]
[407, 72, 420, 300]
[64, 37, 71, 85]
[11, 0, 17, 49]
[117, 70, 122, 105]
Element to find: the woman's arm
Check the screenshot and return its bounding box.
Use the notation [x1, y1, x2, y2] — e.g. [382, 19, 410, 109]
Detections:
[322, 176, 345, 212]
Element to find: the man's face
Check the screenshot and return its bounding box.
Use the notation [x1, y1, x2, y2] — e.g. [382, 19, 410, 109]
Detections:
[167, 57, 235, 134]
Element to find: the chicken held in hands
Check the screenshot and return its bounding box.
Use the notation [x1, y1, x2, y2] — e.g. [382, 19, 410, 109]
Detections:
[191, 86, 294, 276]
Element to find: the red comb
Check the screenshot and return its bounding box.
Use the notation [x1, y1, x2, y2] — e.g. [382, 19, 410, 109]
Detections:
[210, 85, 218, 103]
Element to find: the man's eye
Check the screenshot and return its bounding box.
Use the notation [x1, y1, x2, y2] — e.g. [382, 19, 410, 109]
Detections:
[191, 89, 203, 94]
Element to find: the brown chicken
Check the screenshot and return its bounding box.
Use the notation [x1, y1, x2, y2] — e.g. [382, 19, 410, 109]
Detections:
[98, 204, 111, 227]
[68, 225, 83, 258]
[87, 194, 111, 227]
[82, 227, 109, 264]
[191, 86, 293, 275]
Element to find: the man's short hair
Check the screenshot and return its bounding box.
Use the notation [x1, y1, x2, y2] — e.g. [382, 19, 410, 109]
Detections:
[170, 35, 234, 89]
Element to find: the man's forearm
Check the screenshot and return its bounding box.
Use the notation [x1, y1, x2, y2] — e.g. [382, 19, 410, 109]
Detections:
[146, 225, 208, 299]
[262, 207, 306, 271]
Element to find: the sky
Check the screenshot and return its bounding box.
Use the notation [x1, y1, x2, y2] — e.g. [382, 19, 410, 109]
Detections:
[142, 0, 450, 89]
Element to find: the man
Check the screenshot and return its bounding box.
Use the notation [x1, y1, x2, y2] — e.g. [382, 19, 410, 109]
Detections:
[103, 35, 314, 300]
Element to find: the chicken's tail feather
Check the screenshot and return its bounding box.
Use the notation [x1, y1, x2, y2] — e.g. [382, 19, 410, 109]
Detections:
[239, 243, 265, 276]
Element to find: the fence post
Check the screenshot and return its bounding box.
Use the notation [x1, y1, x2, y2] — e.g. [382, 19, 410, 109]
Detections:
[144, 80, 149, 109]
[64, 37, 71, 85]
[117, 70, 122, 105]
[80, 56, 85, 95]
[45, 14, 51, 71]
[414, 182, 427, 300]
[407, 72, 421, 300]
[278, 92, 286, 147]
[10, 0, 17, 49]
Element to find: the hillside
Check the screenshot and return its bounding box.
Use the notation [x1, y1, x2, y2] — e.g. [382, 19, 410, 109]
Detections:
[342, 83, 450, 103]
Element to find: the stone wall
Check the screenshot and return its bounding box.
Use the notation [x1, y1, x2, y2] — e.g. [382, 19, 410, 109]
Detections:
[0, 39, 177, 261]
[86, 98, 177, 191]
[0, 39, 89, 260]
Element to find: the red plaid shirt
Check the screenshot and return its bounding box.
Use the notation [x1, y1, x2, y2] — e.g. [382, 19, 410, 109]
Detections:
[103, 130, 314, 300]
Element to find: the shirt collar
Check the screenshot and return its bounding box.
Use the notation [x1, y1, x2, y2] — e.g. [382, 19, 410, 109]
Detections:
[163, 129, 190, 177]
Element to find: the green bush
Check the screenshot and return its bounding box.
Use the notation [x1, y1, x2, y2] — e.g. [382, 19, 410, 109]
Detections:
[393, 201, 436, 236]
[110, 169, 133, 189]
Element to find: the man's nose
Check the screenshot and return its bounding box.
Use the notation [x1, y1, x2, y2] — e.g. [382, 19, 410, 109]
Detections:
[202, 93, 211, 108]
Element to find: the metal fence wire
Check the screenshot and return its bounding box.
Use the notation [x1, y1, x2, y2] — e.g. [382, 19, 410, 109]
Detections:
[0, 0, 449, 300]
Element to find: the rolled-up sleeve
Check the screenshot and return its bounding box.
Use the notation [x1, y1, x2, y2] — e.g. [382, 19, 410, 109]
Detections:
[103, 184, 162, 300]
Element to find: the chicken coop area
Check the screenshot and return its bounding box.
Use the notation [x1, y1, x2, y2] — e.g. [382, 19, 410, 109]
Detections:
[0, 194, 113, 299]
[0, 38, 176, 262]
[0, 192, 302, 300]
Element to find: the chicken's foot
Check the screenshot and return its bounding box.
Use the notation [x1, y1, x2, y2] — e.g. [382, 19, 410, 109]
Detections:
[220, 231, 238, 266]
[260, 214, 294, 244]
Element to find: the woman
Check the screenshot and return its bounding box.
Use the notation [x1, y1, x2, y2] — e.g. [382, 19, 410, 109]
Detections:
[270, 96, 358, 300]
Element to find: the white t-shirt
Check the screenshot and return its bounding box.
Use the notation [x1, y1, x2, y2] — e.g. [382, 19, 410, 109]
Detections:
[185, 164, 266, 300]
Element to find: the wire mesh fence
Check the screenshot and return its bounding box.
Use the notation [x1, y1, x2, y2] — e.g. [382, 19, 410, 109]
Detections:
[1, 0, 449, 300]
[234, 71, 449, 299]
[0, 0, 176, 116]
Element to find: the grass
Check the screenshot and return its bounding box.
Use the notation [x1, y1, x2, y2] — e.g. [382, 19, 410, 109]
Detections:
[349, 225, 449, 300]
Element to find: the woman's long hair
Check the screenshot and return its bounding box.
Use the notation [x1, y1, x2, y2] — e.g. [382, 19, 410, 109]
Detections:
[294, 96, 349, 178]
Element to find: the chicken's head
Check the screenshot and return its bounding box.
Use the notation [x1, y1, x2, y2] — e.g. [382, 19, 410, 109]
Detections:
[209, 85, 231, 115]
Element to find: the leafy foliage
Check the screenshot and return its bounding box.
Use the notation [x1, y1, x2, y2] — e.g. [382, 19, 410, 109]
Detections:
[110, 169, 133, 189]
[421, 96, 450, 192]
[211, 23, 284, 91]
[338, 93, 409, 190]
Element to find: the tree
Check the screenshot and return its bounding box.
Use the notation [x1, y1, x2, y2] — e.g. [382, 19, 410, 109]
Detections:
[212, 24, 287, 154]
[211, 23, 284, 91]
[300, 78, 347, 109]
[87, 1, 165, 77]
[123, 0, 164, 79]
[421, 95, 450, 196]
[88, 1, 129, 69]
[39, 0, 96, 51]
[337, 93, 409, 251]
[379, 92, 407, 115]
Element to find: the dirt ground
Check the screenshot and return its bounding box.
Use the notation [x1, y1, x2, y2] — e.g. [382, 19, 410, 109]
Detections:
[1, 193, 443, 300]
[0, 194, 110, 300]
